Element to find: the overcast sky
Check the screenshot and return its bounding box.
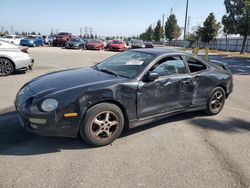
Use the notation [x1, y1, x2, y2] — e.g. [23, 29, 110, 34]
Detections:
[0, 0, 226, 36]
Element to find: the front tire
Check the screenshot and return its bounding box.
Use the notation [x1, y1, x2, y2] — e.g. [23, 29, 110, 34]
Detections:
[80, 103, 124, 147]
[205, 87, 225, 115]
[0, 58, 14, 76]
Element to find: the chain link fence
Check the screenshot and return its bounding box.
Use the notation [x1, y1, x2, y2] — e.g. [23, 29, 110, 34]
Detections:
[171, 37, 250, 52]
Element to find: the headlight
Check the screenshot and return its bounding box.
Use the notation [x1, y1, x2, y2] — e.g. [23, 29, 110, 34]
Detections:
[41, 99, 58, 112]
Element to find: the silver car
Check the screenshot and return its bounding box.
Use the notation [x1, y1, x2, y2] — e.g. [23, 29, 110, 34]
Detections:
[0, 40, 34, 76]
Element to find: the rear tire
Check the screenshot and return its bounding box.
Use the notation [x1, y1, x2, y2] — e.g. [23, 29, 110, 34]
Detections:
[0, 58, 14, 76]
[79, 103, 124, 147]
[205, 87, 225, 115]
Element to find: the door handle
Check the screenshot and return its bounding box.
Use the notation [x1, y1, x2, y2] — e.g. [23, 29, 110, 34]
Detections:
[181, 80, 192, 85]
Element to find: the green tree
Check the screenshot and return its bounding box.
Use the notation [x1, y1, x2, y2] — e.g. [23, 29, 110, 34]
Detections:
[199, 13, 220, 46]
[222, 0, 250, 53]
[186, 33, 198, 47]
[90, 33, 94, 39]
[140, 25, 154, 41]
[165, 14, 182, 44]
[31, 31, 36, 35]
[154, 20, 164, 42]
[94, 34, 98, 39]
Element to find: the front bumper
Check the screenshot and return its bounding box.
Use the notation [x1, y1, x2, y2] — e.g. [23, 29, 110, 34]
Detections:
[86, 45, 101, 50]
[65, 44, 80, 49]
[15, 87, 80, 138]
[109, 47, 124, 52]
[17, 112, 77, 138]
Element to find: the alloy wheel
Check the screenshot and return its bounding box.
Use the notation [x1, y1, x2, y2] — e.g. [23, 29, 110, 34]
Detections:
[210, 91, 224, 113]
[0, 58, 13, 76]
[90, 111, 119, 141]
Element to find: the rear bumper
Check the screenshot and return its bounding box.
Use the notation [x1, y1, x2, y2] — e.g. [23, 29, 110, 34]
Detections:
[15, 56, 34, 70]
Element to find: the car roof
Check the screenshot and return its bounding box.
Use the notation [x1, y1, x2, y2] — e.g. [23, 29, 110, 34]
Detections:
[130, 48, 188, 56]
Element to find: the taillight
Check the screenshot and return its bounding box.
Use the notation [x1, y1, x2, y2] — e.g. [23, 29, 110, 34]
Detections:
[21, 48, 29, 53]
[230, 75, 233, 81]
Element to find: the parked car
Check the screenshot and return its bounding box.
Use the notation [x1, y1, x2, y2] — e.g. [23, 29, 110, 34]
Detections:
[0, 35, 24, 45]
[53, 32, 72, 46]
[65, 38, 86, 49]
[43, 35, 54, 45]
[144, 41, 154, 48]
[109, 40, 126, 52]
[131, 40, 145, 49]
[0, 40, 34, 76]
[15, 48, 233, 146]
[86, 39, 104, 50]
[20, 35, 44, 47]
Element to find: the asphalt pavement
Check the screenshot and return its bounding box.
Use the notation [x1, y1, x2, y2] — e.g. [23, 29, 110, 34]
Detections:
[0, 47, 249, 188]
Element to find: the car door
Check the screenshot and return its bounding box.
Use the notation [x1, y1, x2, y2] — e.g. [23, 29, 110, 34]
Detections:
[185, 55, 216, 106]
[137, 55, 195, 118]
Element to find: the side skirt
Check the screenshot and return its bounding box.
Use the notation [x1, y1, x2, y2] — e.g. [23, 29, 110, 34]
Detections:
[129, 105, 206, 129]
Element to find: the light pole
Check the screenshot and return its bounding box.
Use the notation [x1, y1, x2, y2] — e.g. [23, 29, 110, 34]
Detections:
[183, 0, 189, 48]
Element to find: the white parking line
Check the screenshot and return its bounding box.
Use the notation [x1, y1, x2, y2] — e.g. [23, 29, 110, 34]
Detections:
[225, 106, 250, 114]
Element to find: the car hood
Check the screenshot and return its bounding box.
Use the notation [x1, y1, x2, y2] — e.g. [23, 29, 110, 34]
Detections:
[87, 42, 101, 46]
[21, 38, 35, 42]
[110, 44, 123, 47]
[28, 67, 123, 95]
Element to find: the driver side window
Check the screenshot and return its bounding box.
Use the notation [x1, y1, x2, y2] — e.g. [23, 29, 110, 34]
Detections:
[150, 56, 187, 77]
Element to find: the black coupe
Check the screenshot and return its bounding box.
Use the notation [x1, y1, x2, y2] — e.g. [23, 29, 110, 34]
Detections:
[15, 49, 233, 146]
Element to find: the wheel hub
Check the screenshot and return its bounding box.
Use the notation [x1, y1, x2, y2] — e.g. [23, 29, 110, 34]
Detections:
[91, 111, 119, 140]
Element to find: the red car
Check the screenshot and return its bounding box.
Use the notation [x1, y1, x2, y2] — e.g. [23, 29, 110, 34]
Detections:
[109, 40, 126, 52]
[86, 40, 104, 50]
[53, 32, 72, 46]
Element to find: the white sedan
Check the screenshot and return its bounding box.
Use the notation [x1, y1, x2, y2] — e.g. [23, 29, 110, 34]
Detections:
[0, 40, 34, 76]
[0, 35, 24, 45]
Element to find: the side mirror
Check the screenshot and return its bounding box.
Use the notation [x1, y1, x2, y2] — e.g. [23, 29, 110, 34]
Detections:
[144, 72, 159, 82]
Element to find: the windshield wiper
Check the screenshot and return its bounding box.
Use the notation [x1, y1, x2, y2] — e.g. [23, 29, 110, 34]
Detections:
[99, 69, 118, 77]
[92, 65, 99, 71]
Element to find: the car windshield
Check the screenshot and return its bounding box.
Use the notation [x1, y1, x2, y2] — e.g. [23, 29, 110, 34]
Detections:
[27, 36, 35, 39]
[133, 40, 144, 45]
[88, 40, 100, 43]
[112, 40, 123, 44]
[95, 51, 155, 78]
[2, 35, 13, 39]
[58, 32, 68, 35]
[70, 38, 82, 42]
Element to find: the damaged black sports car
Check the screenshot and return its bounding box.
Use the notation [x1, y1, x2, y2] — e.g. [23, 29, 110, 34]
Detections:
[15, 49, 233, 146]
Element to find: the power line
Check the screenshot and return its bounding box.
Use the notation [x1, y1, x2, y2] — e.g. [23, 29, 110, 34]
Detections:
[172, 0, 184, 12]
[174, 0, 186, 12]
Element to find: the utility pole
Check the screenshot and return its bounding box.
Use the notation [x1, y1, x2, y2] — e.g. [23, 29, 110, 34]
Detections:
[162, 13, 166, 33]
[84, 27, 88, 38]
[187, 16, 190, 35]
[10, 25, 14, 34]
[80, 27, 82, 37]
[162, 13, 165, 29]
[183, 0, 189, 47]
